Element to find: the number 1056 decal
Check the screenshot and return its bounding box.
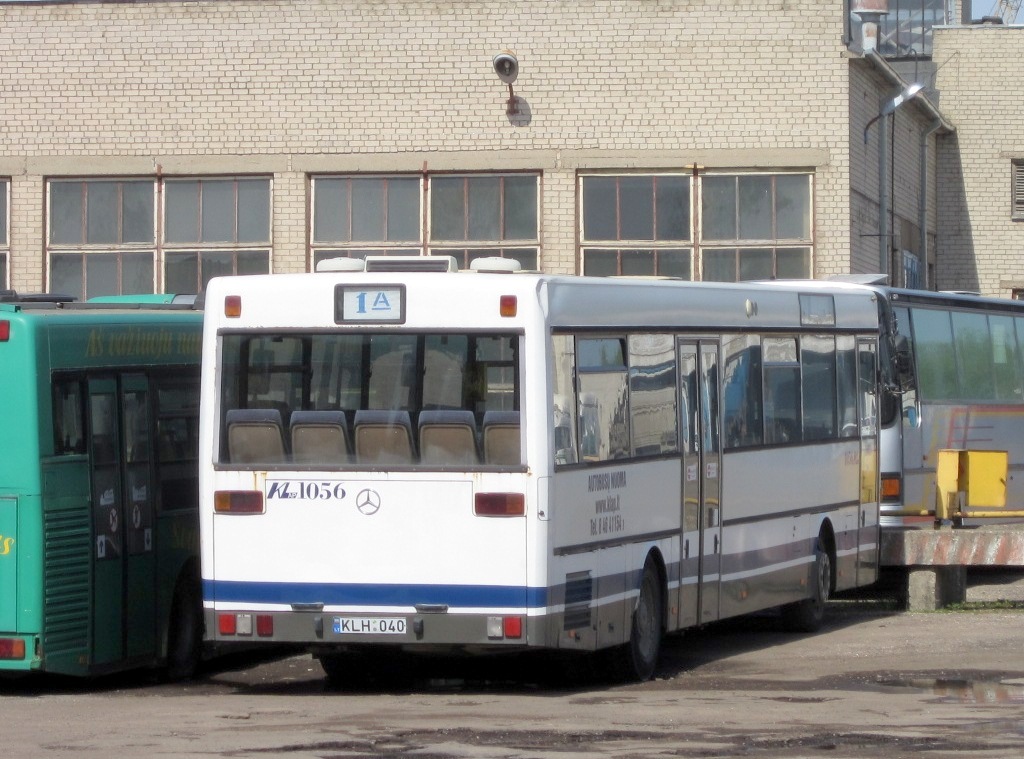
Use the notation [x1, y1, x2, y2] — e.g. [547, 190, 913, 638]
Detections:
[266, 480, 347, 501]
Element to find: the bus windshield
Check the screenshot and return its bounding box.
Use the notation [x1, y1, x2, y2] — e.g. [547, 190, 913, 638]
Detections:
[218, 330, 520, 467]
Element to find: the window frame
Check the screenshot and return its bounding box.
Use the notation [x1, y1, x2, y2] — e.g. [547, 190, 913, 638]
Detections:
[698, 172, 814, 283]
[45, 176, 272, 299]
[0, 178, 8, 290]
[1012, 160, 1024, 222]
[162, 176, 272, 294]
[579, 172, 694, 278]
[310, 172, 541, 272]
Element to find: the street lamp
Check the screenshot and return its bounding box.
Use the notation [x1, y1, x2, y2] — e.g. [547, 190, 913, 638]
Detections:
[864, 82, 924, 281]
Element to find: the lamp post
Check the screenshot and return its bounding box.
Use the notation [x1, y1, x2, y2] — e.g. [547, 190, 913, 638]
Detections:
[864, 82, 924, 281]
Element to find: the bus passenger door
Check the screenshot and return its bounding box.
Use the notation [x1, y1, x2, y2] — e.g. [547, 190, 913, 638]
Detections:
[857, 340, 880, 586]
[88, 378, 124, 666]
[677, 340, 723, 629]
[121, 375, 156, 660]
[89, 375, 156, 667]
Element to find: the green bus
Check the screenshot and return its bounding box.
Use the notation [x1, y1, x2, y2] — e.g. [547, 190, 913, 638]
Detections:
[0, 293, 203, 678]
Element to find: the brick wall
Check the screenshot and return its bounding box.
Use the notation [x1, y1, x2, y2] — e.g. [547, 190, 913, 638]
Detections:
[0, 0, 850, 286]
[934, 24, 1024, 297]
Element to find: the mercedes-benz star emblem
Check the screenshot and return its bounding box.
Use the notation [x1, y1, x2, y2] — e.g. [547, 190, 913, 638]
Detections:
[355, 488, 381, 515]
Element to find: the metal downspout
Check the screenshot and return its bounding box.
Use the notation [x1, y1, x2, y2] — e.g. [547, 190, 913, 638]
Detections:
[918, 120, 942, 289]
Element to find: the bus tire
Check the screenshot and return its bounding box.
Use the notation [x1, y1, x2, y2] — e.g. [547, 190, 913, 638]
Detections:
[781, 535, 831, 633]
[609, 557, 663, 682]
[166, 574, 203, 681]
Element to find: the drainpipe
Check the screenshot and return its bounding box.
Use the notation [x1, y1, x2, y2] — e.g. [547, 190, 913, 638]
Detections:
[918, 120, 942, 290]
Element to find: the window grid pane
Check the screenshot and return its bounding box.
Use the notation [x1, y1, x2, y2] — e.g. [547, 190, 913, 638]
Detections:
[0, 180, 8, 244]
[582, 248, 692, 278]
[431, 174, 538, 244]
[582, 175, 691, 244]
[699, 173, 812, 282]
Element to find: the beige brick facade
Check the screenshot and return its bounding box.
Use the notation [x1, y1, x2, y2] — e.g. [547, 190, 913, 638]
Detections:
[0, 0, 945, 293]
[934, 24, 1024, 297]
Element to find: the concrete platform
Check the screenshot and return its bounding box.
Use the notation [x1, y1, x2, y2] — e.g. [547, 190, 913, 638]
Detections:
[879, 524, 1024, 611]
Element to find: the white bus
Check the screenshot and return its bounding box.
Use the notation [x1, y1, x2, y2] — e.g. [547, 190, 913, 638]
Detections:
[870, 287, 1024, 526]
[199, 259, 882, 683]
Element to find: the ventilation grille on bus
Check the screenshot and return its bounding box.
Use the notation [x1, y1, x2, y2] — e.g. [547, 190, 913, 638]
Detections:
[43, 507, 91, 659]
[363, 255, 458, 273]
[563, 572, 593, 631]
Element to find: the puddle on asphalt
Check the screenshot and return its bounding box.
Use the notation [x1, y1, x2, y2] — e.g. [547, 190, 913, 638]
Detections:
[874, 677, 1024, 704]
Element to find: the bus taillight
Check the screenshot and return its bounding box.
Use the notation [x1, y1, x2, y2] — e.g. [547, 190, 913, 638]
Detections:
[0, 638, 26, 660]
[500, 295, 517, 317]
[214, 490, 265, 514]
[218, 613, 274, 637]
[487, 616, 523, 639]
[475, 492, 525, 517]
[224, 295, 242, 318]
[881, 474, 902, 502]
[0, 320, 9, 341]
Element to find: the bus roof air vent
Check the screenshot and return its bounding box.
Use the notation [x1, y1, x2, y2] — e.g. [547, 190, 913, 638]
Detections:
[316, 257, 366, 273]
[364, 256, 458, 273]
[469, 257, 522, 273]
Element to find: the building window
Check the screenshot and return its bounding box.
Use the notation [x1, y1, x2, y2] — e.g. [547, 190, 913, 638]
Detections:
[847, 0, 948, 58]
[580, 174, 692, 277]
[47, 179, 156, 299]
[47, 177, 271, 299]
[311, 175, 421, 270]
[1012, 160, 1024, 222]
[0, 179, 8, 289]
[310, 173, 539, 271]
[164, 178, 272, 294]
[429, 174, 538, 269]
[700, 173, 813, 282]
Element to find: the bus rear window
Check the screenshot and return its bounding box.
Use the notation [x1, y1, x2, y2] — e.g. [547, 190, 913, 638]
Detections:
[218, 331, 521, 468]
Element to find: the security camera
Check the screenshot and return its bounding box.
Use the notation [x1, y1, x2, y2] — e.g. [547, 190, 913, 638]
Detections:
[492, 52, 519, 84]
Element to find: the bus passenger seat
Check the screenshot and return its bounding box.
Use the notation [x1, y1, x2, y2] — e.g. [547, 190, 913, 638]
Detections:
[290, 410, 350, 464]
[226, 408, 286, 464]
[354, 410, 415, 465]
[482, 410, 521, 465]
[418, 409, 479, 466]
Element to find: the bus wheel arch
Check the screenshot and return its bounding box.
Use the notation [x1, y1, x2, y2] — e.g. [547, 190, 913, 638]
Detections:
[608, 551, 666, 682]
[165, 560, 204, 680]
[780, 523, 834, 634]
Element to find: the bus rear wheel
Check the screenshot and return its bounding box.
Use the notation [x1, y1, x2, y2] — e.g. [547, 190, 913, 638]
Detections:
[781, 535, 832, 633]
[608, 557, 663, 682]
[166, 574, 203, 680]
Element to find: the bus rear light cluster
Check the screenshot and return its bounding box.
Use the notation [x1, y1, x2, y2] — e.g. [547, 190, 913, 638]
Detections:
[499, 295, 517, 317]
[0, 638, 26, 660]
[487, 615, 523, 640]
[224, 295, 242, 318]
[218, 613, 274, 637]
[0, 320, 9, 342]
[474, 492, 525, 517]
[214, 490, 265, 514]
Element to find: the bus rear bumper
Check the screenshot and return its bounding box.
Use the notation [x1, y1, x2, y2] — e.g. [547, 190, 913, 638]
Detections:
[205, 608, 543, 650]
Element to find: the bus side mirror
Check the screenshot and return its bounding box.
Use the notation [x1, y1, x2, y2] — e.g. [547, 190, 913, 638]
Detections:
[893, 337, 915, 391]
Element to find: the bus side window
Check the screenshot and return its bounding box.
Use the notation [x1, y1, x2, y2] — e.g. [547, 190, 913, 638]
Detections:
[53, 378, 87, 455]
[722, 335, 762, 449]
[552, 334, 578, 466]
